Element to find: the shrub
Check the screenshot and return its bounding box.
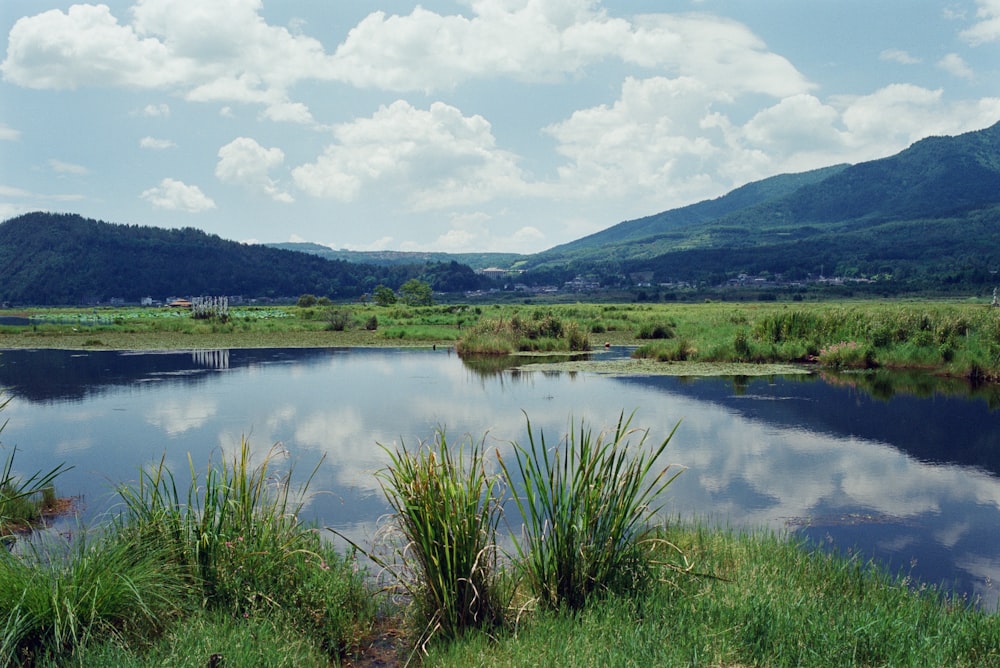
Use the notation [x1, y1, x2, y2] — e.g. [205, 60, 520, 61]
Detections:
[636, 322, 675, 340]
[325, 309, 353, 332]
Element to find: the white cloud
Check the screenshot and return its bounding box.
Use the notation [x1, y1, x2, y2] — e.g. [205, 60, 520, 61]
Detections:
[216, 137, 293, 203]
[389, 210, 546, 253]
[139, 136, 176, 150]
[140, 103, 171, 117]
[329, 3, 810, 96]
[1, 0, 332, 121]
[140, 177, 216, 212]
[48, 159, 89, 175]
[544, 76, 731, 202]
[1, 4, 181, 89]
[0, 124, 20, 141]
[879, 48, 921, 65]
[937, 53, 975, 79]
[961, 0, 1000, 44]
[293, 100, 530, 209]
[543, 77, 1000, 210]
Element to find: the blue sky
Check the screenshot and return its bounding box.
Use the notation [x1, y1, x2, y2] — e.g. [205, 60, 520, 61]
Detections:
[2, 1, 1000, 254]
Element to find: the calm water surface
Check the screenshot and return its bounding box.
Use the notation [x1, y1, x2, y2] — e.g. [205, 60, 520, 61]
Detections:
[2, 347, 1000, 609]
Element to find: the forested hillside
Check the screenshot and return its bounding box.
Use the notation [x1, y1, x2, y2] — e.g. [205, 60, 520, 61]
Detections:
[0, 213, 485, 305]
[522, 120, 1000, 291]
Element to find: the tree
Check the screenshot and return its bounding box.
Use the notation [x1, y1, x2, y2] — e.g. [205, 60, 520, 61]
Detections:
[373, 284, 397, 306]
[400, 278, 434, 306]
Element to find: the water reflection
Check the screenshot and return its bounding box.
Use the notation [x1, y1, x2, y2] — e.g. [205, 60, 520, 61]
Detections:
[1, 347, 999, 610]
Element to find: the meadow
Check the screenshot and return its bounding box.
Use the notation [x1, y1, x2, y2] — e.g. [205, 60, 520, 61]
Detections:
[2, 298, 999, 380]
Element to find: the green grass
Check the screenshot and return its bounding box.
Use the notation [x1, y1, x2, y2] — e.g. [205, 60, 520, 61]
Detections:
[423, 524, 1000, 667]
[498, 412, 682, 611]
[2, 437, 375, 666]
[5, 300, 1000, 381]
[0, 528, 190, 665]
[366, 430, 509, 643]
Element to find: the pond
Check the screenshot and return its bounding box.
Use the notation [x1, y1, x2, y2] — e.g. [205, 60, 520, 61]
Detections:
[2, 346, 1000, 610]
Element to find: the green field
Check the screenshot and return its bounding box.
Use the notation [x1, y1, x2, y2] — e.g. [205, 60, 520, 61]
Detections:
[2, 299, 999, 380]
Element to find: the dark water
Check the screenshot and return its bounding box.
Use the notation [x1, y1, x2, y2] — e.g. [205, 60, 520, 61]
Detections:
[2, 347, 999, 609]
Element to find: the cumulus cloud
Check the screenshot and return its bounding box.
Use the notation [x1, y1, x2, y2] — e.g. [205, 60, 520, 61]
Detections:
[215, 137, 293, 202]
[879, 48, 921, 64]
[544, 76, 732, 201]
[543, 76, 1000, 209]
[139, 136, 176, 150]
[0, 124, 20, 141]
[2, 0, 810, 108]
[292, 100, 530, 209]
[140, 177, 216, 212]
[1, 4, 180, 89]
[48, 159, 89, 175]
[329, 2, 810, 96]
[1, 0, 331, 122]
[961, 0, 1000, 44]
[937, 53, 975, 79]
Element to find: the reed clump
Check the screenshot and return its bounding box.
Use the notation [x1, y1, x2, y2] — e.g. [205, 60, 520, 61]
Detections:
[499, 412, 683, 611]
[456, 313, 589, 355]
[360, 412, 684, 656]
[1, 437, 374, 666]
[371, 430, 509, 644]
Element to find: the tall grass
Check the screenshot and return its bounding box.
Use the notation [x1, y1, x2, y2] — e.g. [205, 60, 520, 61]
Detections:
[498, 412, 683, 610]
[114, 439, 374, 657]
[456, 314, 589, 355]
[1, 395, 71, 537]
[0, 529, 190, 665]
[372, 430, 509, 644]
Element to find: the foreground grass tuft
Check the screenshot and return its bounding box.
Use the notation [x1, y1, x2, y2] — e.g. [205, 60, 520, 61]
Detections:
[372, 430, 509, 644]
[499, 412, 682, 611]
[424, 525, 1000, 667]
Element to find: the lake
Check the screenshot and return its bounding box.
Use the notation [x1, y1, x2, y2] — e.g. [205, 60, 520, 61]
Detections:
[2, 346, 1000, 610]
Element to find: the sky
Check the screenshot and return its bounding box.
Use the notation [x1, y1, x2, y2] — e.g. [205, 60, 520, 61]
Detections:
[2, 1, 1000, 255]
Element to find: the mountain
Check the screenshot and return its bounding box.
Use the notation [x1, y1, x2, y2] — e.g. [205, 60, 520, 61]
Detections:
[523, 120, 1000, 290]
[266, 243, 523, 271]
[544, 163, 849, 256]
[0, 213, 486, 305]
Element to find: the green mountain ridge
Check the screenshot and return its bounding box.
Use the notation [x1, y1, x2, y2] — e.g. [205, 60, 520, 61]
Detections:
[0, 214, 487, 305]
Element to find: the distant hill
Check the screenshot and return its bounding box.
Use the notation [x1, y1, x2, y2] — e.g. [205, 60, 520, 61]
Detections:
[266, 243, 523, 271]
[0, 213, 486, 305]
[523, 120, 1000, 291]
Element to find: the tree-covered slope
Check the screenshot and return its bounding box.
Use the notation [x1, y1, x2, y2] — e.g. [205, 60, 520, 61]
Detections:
[0, 213, 486, 305]
[524, 120, 1000, 289]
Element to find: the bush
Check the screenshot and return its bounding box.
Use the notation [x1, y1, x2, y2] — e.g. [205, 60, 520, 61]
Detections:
[325, 309, 352, 332]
